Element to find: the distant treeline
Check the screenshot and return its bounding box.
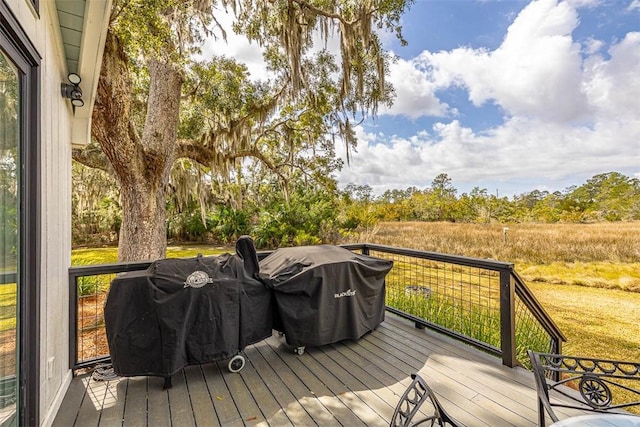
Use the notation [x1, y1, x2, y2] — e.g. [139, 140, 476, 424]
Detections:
[72, 169, 639, 248]
[340, 172, 640, 225]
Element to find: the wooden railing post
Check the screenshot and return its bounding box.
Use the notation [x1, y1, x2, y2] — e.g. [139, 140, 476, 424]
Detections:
[499, 267, 517, 367]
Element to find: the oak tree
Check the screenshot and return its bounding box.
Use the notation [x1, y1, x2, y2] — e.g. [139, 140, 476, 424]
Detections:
[76, 0, 412, 261]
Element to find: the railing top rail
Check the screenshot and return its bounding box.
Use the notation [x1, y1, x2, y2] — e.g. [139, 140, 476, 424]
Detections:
[69, 261, 152, 276]
[512, 269, 566, 342]
[346, 243, 515, 271]
[0, 272, 17, 284]
[71, 244, 512, 271]
[67, 244, 514, 276]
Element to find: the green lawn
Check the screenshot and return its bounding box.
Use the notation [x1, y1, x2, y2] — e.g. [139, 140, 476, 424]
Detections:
[0, 283, 16, 332]
[72, 245, 229, 265]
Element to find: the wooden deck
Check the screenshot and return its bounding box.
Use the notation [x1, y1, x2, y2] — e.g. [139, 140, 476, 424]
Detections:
[52, 313, 580, 427]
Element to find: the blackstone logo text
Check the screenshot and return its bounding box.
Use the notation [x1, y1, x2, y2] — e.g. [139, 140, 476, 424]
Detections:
[334, 289, 357, 298]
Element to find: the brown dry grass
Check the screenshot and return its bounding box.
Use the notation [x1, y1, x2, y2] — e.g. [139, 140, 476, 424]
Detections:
[360, 221, 640, 292]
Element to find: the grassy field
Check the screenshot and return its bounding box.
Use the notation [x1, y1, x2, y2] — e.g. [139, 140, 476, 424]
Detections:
[363, 221, 640, 292]
[365, 221, 640, 361]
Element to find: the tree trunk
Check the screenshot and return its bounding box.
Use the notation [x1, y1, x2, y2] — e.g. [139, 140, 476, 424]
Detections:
[118, 179, 167, 261]
[92, 30, 183, 262]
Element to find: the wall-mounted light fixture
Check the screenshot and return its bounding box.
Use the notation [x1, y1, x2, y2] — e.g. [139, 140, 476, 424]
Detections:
[61, 73, 84, 108]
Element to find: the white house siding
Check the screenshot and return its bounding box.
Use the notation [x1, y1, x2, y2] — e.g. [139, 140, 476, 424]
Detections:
[5, 1, 87, 425]
[40, 3, 75, 425]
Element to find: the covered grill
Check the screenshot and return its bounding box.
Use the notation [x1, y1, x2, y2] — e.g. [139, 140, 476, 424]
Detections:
[104, 237, 271, 386]
[259, 245, 393, 354]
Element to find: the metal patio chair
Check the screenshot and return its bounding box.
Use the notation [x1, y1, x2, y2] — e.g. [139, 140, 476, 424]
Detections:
[528, 350, 640, 426]
[390, 373, 462, 427]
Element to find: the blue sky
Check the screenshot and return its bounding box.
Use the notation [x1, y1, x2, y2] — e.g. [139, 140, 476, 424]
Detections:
[205, 0, 640, 197]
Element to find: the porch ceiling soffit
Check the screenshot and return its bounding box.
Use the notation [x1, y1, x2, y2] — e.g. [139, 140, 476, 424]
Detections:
[55, 0, 112, 147]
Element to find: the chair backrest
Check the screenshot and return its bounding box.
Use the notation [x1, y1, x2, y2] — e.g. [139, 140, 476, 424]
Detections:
[528, 350, 640, 427]
[390, 373, 461, 427]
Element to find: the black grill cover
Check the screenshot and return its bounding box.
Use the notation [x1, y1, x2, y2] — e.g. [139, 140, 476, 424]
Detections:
[104, 238, 272, 378]
[259, 245, 393, 348]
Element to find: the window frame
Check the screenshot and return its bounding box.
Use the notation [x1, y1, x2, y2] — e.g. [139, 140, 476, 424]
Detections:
[0, 2, 42, 426]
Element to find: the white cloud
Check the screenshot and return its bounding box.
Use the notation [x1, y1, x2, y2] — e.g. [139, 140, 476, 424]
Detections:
[628, 0, 640, 11]
[425, 0, 589, 123]
[200, 8, 270, 81]
[337, 111, 640, 195]
[583, 37, 604, 55]
[583, 32, 640, 119]
[565, 0, 601, 8]
[336, 0, 640, 195]
[378, 58, 452, 118]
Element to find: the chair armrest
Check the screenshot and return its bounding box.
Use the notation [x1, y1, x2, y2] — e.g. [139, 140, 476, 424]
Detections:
[528, 350, 640, 427]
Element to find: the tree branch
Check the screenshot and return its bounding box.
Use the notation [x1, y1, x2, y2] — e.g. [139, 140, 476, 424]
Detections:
[290, 0, 381, 25]
[72, 145, 112, 173]
[289, 0, 347, 23]
[175, 139, 281, 180]
[226, 148, 278, 171]
[175, 138, 215, 165]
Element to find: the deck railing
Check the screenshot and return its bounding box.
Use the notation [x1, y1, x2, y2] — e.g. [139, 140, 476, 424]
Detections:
[68, 243, 565, 371]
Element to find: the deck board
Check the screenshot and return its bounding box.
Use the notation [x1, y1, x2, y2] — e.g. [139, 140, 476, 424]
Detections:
[184, 365, 219, 426]
[264, 339, 367, 427]
[199, 364, 239, 426]
[121, 377, 147, 427]
[53, 374, 87, 427]
[312, 346, 396, 424]
[77, 376, 112, 427]
[146, 377, 171, 427]
[245, 342, 311, 426]
[221, 364, 264, 425]
[97, 379, 126, 427]
[238, 350, 293, 426]
[53, 312, 589, 427]
[254, 338, 338, 425]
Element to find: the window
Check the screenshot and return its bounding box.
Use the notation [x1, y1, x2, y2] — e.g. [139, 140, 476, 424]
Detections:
[0, 47, 19, 427]
[0, 3, 41, 426]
